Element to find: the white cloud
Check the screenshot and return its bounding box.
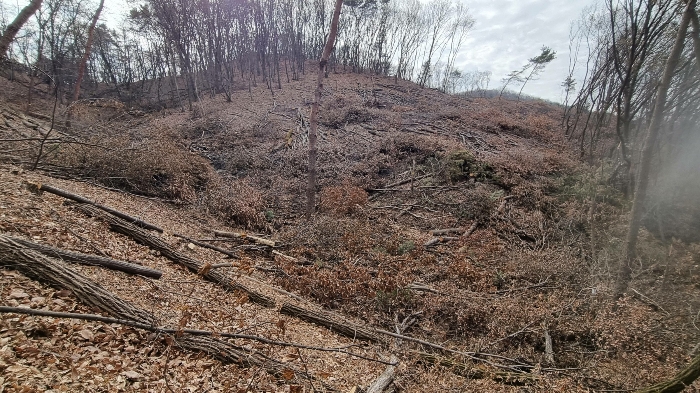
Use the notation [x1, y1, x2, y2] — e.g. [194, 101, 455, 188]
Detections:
[455, 0, 598, 102]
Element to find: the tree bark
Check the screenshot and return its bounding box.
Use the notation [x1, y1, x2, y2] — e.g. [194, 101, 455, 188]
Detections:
[6, 235, 162, 279]
[279, 303, 381, 342]
[73, 0, 104, 101]
[634, 353, 700, 393]
[366, 355, 398, 393]
[0, 0, 43, 59]
[26, 182, 164, 233]
[306, 0, 343, 219]
[615, 0, 693, 297]
[75, 203, 276, 307]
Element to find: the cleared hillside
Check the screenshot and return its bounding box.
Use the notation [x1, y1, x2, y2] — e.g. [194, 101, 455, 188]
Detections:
[0, 68, 698, 392]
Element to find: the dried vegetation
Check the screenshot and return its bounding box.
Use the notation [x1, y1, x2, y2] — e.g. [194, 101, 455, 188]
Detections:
[0, 69, 698, 391]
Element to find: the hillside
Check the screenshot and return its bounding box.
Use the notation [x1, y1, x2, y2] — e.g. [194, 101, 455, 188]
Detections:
[0, 68, 699, 392]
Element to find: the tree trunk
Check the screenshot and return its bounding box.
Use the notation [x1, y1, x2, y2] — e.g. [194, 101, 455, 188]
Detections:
[25, 182, 163, 232]
[72, 0, 104, 101]
[306, 0, 343, 219]
[279, 303, 381, 343]
[75, 204, 276, 308]
[634, 353, 700, 393]
[615, 1, 693, 297]
[6, 235, 162, 279]
[366, 356, 398, 393]
[0, 0, 43, 59]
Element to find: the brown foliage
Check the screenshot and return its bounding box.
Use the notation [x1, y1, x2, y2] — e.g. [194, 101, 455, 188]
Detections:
[60, 133, 213, 202]
[202, 176, 265, 228]
[319, 182, 368, 215]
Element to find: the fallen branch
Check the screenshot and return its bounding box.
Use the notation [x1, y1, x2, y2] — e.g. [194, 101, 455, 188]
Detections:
[173, 233, 239, 259]
[463, 221, 479, 237]
[430, 228, 462, 236]
[366, 355, 398, 393]
[375, 329, 533, 373]
[7, 235, 162, 279]
[631, 288, 671, 316]
[280, 303, 381, 343]
[25, 182, 163, 232]
[272, 250, 298, 262]
[0, 306, 390, 366]
[75, 204, 276, 307]
[424, 236, 459, 247]
[487, 322, 536, 347]
[406, 282, 442, 295]
[383, 173, 432, 189]
[214, 230, 276, 247]
[415, 352, 541, 385]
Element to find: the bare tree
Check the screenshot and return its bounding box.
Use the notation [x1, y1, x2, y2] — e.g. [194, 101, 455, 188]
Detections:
[0, 0, 43, 59]
[73, 0, 104, 101]
[307, 0, 343, 219]
[615, 0, 693, 297]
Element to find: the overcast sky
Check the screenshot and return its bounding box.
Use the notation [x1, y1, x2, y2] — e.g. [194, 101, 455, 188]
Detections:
[55, 0, 598, 103]
[454, 0, 598, 102]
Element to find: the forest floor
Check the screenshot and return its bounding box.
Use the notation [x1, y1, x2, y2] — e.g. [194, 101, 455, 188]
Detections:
[0, 66, 699, 392]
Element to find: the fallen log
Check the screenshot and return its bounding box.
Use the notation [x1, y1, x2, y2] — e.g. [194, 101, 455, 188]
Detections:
[75, 204, 275, 307]
[0, 235, 153, 323]
[213, 230, 277, 247]
[280, 303, 381, 343]
[172, 233, 239, 259]
[272, 250, 298, 261]
[25, 181, 164, 233]
[366, 355, 398, 393]
[463, 221, 479, 237]
[406, 282, 442, 295]
[0, 245, 332, 389]
[430, 228, 462, 236]
[424, 236, 459, 247]
[0, 306, 389, 365]
[7, 235, 162, 279]
[634, 353, 700, 393]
